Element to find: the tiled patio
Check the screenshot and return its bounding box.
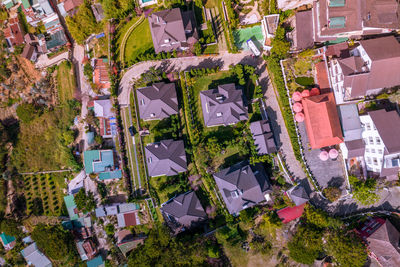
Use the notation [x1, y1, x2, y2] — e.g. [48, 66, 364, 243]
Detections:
[298, 122, 346, 191]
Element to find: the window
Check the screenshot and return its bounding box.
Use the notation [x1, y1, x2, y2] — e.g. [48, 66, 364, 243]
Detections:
[366, 123, 371, 131]
[378, 149, 383, 154]
[216, 112, 223, 117]
[371, 148, 376, 154]
[373, 124, 376, 130]
[231, 191, 239, 198]
[367, 157, 372, 164]
[148, 157, 152, 163]
[150, 113, 155, 117]
[369, 137, 374, 144]
[365, 148, 370, 153]
[376, 137, 381, 145]
[140, 99, 145, 105]
[373, 157, 378, 166]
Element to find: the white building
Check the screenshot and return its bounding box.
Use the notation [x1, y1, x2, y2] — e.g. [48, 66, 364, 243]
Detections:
[359, 109, 400, 180]
[328, 36, 400, 104]
[261, 14, 279, 51]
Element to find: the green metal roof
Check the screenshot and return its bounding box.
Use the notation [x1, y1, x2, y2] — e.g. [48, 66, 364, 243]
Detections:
[329, 0, 345, 7]
[0, 233, 15, 245]
[86, 256, 105, 267]
[21, 0, 30, 9]
[329, 16, 346, 29]
[99, 170, 122, 180]
[64, 195, 79, 220]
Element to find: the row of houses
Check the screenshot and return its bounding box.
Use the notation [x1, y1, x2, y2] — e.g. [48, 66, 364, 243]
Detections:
[131, 74, 282, 231]
[0, 233, 52, 267]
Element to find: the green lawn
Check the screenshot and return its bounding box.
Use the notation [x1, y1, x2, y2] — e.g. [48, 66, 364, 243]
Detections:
[115, 16, 141, 61]
[149, 173, 188, 205]
[23, 172, 69, 216]
[57, 61, 76, 104]
[124, 19, 153, 64]
[203, 44, 219, 54]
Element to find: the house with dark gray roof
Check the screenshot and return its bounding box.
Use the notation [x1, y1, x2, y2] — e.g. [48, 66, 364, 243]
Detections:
[358, 218, 400, 267]
[145, 139, 187, 177]
[137, 82, 178, 120]
[286, 185, 309, 206]
[200, 83, 248, 127]
[161, 191, 207, 232]
[213, 162, 271, 215]
[148, 8, 198, 53]
[250, 120, 277, 155]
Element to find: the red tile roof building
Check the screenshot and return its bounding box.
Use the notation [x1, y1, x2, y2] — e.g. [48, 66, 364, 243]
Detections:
[93, 59, 110, 90]
[302, 92, 343, 149]
[3, 17, 24, 48]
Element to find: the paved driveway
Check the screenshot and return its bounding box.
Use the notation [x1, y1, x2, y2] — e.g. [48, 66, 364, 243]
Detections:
[298, 123, 346, 191]
[118, 51, 257, 105]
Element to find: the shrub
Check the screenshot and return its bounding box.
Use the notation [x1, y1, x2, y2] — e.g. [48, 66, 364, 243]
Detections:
[16, 103, 40, 123]
[295, 76, 314, 87]
[323, 187, 341, 202]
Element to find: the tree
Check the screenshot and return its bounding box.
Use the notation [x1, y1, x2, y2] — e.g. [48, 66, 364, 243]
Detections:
[105, 223, 115, 236]
[74, 188, 96, 213]
[288, 225, 323, 264]
[324, 231, 367, 267]
[194, 42, 202, 56]
[16, 103, 40, 123]
[128, 226, 207, 266]
[323, 187, 341, 202]
[31, 224, 76, 261]
[270, 27, 290, 59]
[349, 176, 380, 205]
[66, 1, 100, 44]
[303, 204, 343, 229]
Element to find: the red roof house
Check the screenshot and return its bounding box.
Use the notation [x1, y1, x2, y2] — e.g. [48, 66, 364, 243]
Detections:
[4, 17, 24, 48]
[63, 0, 83, 13]
[302, 92, 343, 149]
[93, 59, 110, 90]
[277, 203, 306, 224]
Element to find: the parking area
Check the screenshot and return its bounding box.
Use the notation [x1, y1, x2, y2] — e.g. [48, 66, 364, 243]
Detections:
[298, 122, 346, 192]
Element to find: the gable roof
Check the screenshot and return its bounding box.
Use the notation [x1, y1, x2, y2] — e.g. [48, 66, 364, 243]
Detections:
[302, 93, 344, 149]
[93, 99, 113, 118]
[367, 220, 400, 266]
[287, 185, 309, 206]
[249, 120, 277, 155]
[148, 8, 198, 53]
[161, 191, 207, 227]
[64, 195, 79, 220]
[340, 36, 400, 97]
[369, 109, 400, 154]
[200, 83, 248, 127]
[63, 0, 83, 12]
[0, 233, 15, 246]
[117, 211, 140, 228]
[213, 162, 271, 215]
[137, 82, 178, 120]
[21, 43, 37, 61]
[21, 242, 52, 267]
[145, 139, 187, 177]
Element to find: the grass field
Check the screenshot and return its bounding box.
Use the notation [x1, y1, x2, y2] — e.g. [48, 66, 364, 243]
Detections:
[203, 44, 219, 54]
[23, 172, 69, 216]
[57, 61, 76, 104]
[115, 17, 141, 60]
[124, 19, 153, 64]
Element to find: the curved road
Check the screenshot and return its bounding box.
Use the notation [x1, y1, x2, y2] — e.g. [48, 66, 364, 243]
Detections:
[117, 52, 400, 217]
